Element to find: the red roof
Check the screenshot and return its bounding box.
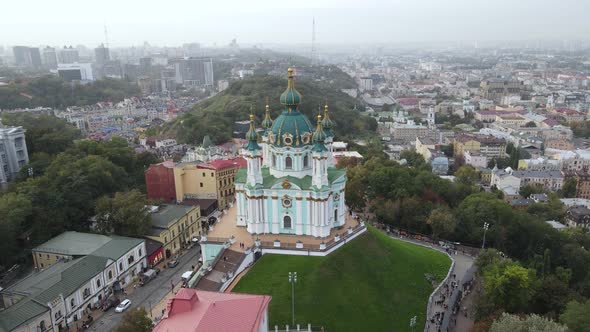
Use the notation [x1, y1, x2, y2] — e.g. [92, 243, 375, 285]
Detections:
[198, 158, 246, 170]
[396, 98, 422, 106]
[153, 288, 271, 332]
[554, 107, 581, 115]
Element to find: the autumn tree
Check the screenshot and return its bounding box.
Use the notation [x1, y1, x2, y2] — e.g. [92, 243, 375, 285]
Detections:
[114, 307, 153, 332]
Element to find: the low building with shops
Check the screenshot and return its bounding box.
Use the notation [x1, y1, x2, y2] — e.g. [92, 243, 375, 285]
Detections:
[146, 204, 201, 258]
[2, 233, 146, 331]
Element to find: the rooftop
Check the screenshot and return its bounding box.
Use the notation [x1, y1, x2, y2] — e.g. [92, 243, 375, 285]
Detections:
[197, 158, 247, 170]
[153, 288, 271, 332]
[33, 231, 112, 256]
[151, 205, 197, 229]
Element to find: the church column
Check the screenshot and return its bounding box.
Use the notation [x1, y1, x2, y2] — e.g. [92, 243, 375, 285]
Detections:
[296, 196, 303, 235]
[272, 194, 279, 234]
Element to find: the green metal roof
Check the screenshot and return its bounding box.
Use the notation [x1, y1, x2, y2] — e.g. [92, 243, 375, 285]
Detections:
[270, 110, 314, 147]
[235, 167, 345, 190]
[150, 205, 195, 229]
[90, 236, 143, 261]
[35, 255, 109, 304]
[32, 231, 111, 256]
[0, 298, 48, 332]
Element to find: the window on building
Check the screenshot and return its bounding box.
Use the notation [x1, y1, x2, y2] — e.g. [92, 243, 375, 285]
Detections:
[70, 298, 75, 308]
[200, 182, 203, 187]
[40, 321, 46, 331]
[97, 279, 101, 288]
[303, 155, 309, 168]
[211, 172, 214, 177]
[128, 255, 135, 264]
[334, 209, 338, 222]
[108, 271, 113, 279]
[119, 262, 123, 271]
[202, 172, 205, 177]
[138, 248, 142, 257]
[286, 156, 293, 169]
[283, 216, 292, 229]
[272, 155, 276, 167]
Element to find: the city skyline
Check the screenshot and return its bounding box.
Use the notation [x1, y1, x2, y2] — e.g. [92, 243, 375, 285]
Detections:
[2, 0, 589, 47]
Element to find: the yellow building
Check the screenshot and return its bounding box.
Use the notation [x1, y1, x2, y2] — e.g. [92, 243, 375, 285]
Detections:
[174, 162, 218, 202]
[173, 158, 246, 209]
[147, 205, 201, 258]
[454, 133, 506, 159]
[454, 134, 480, 157]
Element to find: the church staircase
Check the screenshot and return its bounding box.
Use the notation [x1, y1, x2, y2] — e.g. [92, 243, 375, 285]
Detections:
[194, 248, 246, 291]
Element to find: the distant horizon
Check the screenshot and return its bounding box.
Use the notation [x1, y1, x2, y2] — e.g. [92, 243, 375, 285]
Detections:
[2, 0, 589, 47]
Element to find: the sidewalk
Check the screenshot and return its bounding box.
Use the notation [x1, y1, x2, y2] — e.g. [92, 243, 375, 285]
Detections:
[378, 229, 475, 332]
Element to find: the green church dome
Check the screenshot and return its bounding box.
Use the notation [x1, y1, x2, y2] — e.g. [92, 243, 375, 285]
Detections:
[321, 104, 334, 137]
[269, 69, 314, 147]
[279, 68, 302, 106]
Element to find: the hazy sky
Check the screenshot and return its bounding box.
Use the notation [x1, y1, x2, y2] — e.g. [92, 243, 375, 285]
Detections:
[2, 0, 589, 47]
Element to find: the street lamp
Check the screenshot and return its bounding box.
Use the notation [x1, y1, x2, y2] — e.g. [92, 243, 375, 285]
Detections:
[288, 272, 297, 326]
[410, 315, 417, 332]
[482, 222, 490, 249]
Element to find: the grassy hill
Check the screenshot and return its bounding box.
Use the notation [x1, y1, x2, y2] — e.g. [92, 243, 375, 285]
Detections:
[158, 70, 376, 145]
[232, 227, 451, 331]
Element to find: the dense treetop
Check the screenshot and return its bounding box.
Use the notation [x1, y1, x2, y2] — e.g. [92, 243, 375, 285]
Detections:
[0, 75, 140, 109]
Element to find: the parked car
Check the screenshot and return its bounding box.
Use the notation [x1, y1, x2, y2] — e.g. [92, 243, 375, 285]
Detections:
[102, 298, 120, 312]
[115, 299, 131, 313]
[139, 269, 157, 286]
[167, 259, 179, 268]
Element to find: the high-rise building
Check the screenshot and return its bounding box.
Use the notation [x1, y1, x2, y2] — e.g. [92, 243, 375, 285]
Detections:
[57, 63, 94, 81]
[58, 46, 79, 64]
[42, 46, 58, 69]
[94, 43, 110, 65]
[12, 46, 42, 68]
[172, 57, 214, 87]
[0, 122, 29, 187]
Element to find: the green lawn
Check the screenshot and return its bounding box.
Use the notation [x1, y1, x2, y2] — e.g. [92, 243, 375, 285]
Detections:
[233, 227, 451, 331]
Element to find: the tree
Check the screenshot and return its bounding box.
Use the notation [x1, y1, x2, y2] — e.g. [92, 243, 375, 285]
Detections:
[455, 165, 479, 186]
[561, 177, 577, 198]
[399, 149, 427, 169]
[490, 313, 566, 332]
[519, 184, 545, 198]
[0, 193, 32, 267]
[484, 263, 535, 313]
[560, 300, 590, 332]
[114, 307, 153, 332]
[95, 190, 152, 237]
[427, 206, 456, 239]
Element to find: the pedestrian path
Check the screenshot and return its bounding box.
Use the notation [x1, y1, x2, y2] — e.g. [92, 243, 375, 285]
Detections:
[384, 233, 475, 332]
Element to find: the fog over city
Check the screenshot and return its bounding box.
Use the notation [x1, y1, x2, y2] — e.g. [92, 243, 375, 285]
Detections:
[2, 0, 589, 46]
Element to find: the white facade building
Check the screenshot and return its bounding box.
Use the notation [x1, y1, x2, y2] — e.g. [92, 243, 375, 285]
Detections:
[0, 122, 29, 187]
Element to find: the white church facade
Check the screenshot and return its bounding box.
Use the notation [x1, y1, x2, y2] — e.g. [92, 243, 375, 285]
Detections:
[234, 68, 347, 238]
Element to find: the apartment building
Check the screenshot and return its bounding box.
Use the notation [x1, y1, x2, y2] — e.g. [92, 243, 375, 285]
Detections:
[454, 133, 506, 159]
[146, 205, 201, 258]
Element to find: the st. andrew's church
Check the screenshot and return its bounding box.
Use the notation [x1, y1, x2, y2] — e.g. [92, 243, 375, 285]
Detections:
[234, 68, 347, 238]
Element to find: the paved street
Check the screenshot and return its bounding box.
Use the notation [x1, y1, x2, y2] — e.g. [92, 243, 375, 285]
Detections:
[89, 246, 202, 332]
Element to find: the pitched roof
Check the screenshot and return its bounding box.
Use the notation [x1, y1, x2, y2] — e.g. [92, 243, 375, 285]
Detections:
[32, 231, 111, 256]
[153, 289, 271, 332]
[35, 255, 110, 304]
[0, 298, 48, 331]
[90, 236, 143, 261]
[150, 205, 196, 229]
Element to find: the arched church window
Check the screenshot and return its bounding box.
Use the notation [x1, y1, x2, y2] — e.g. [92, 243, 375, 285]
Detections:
[334, 209, 338, 222]
[283, 216, 292, 229]
[303, 155, 309, 168]
[272, 155, 276, 167]
[286, 156, 293, 169]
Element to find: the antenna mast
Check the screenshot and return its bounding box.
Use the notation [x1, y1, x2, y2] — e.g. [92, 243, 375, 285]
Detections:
[104, 24, 110, 49]
[311, 18, 317, 66]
